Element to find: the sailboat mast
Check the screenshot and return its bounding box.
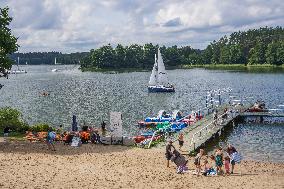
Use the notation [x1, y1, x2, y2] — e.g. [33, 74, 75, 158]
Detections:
[17, 57, 20, 70]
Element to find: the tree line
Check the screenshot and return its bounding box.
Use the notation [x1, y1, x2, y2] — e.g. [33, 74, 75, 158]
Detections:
[10, 52, 89, 65]
[81, 26, 284, 69]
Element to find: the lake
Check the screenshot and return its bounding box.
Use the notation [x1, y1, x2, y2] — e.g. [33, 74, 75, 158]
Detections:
[0, 65, 283, 162]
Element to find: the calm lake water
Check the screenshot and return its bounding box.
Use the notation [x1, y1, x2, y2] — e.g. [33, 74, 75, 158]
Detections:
[0, 65, 283, 162]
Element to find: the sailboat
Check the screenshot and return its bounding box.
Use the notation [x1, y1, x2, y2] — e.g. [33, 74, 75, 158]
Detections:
[10, 57, 27, 74]
[148, 48, 175, 92]
[51, 57, 59, 72]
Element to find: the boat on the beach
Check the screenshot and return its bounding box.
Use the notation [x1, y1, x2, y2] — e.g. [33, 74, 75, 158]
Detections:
[148, 48, 175, 93]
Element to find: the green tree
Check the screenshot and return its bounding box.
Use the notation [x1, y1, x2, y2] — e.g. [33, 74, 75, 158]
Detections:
[143, 43, 157, 68]
[219, 45, 231, 64]
[0, 7, 18, 78]
[265, 41, 278, 65]
[115, 44, 126, 68]
[248, 39, 266, 65]
[202, 45, 213, 65]
[276, 41, 284, 65]
[230, 44, 244, 64]
[0, 107, 28, 131]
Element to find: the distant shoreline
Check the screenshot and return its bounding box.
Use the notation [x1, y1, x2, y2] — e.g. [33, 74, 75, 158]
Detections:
[81, 64, 284, 73]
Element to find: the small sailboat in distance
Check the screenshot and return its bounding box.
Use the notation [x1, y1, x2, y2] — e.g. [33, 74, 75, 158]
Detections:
[51, 57, 59, 72]
[10, 57, 27, 74]
[148, 48, 175, 92]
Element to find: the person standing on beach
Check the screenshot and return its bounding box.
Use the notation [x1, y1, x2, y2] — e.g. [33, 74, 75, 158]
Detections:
[226, 144, 241, 174]
[165, 140, 175, 168]
[215, 148, 224, 175]
[178, 132, 184, 150]
[194, 149, 205, 176]
[46, 127, 56, 151]
[3, 126, 10, 142]
[101, 121, 106, 136]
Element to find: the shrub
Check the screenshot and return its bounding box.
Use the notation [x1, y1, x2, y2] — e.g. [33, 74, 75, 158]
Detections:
[30, 123, 50, 132]
[0, 107, 27, 132]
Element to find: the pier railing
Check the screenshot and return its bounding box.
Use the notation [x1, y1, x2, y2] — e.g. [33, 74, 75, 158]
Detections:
[189, 111, 233, 150]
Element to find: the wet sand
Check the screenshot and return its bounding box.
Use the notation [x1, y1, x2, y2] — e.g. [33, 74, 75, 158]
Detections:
[0, 140, 283, 189]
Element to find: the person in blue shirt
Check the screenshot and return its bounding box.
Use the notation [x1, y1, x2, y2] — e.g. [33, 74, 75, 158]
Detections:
[47, 127, 56, 151]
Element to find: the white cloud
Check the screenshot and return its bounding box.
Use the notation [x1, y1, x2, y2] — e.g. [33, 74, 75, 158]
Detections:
[0, 0, 283, 52]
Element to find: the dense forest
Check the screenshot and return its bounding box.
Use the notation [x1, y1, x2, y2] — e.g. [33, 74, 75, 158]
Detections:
[9, 27, 284, 68]
[81, 26, 284, 70]
[9, 52, 89, 65]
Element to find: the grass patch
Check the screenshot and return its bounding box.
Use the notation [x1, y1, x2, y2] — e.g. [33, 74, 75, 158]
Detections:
[181, 64, 284, 72]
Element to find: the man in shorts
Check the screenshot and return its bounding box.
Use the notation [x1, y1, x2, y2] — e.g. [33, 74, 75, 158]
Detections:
[165, 140, 175, 167]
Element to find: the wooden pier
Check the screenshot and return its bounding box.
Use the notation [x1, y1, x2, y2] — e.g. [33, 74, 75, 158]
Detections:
[159, 104, 283, 155]
[157, 104, 252, 154]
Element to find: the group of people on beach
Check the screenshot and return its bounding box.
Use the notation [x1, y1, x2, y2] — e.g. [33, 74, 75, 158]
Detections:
[166, 139, 241, 175]
[195, 145, 240, 176]
[21, 121, 108, 151]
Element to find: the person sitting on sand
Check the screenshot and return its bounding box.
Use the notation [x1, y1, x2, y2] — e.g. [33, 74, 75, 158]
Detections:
[46, 127, 56, 151]
[215, 148, 224, 175]
[194, 149, 205, 176]
[165, 140, 175, 168]
[202, 159, 217, 176]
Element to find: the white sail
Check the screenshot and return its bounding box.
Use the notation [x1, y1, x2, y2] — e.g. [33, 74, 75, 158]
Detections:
[17, 57, 20, 70]
[54, 57, 57, 65]
[149, 54, 158, 86]
[157, 48, 169, 86]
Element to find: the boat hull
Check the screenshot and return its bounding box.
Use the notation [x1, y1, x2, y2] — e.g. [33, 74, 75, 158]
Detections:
[10, 70, 27, 74]
[148, 86, 175, 93]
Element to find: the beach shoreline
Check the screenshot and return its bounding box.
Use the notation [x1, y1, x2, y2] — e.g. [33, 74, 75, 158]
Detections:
[0, 140, 283, 189]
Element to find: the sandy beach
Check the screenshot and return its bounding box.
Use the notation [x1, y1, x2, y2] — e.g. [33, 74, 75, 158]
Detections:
[0, 140, 283, 189]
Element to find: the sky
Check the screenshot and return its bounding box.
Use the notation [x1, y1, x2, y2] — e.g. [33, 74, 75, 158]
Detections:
[1, 0, 283, 53]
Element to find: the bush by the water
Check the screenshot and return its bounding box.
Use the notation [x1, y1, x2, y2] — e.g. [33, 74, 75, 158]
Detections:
[30, 123, 50, 132]
[0, 107, 28, 132]
[0, 107, 50, 133]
